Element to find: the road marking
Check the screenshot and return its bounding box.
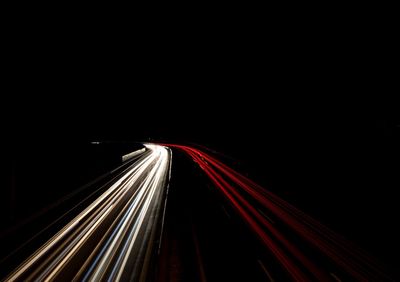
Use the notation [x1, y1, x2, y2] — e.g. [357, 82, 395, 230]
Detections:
[221, 206, 231, 218]
[257, 260, 275, 282]
[257, 209, 275, 224]
[330, 272, 342, 282]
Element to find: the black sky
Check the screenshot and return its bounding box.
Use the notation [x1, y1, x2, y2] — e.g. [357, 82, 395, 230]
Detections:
[4, 11, 397, 181]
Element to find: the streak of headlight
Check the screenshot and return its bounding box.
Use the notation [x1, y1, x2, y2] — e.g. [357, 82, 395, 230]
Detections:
[5, 144, 171, 282]
[43, 205, 114, 282]
[116, 147, 169, 280]
[88, 145, 169, 280]
[7, 151, 154, 279]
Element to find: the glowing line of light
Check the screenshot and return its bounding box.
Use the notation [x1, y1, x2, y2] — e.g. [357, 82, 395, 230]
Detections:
[6, 144, 171, 282]
[166, 144, 392, 282]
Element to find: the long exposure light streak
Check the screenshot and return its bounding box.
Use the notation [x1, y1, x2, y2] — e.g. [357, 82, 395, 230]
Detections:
[5, 144, 171, 282]
[166, 144, 393, 282]
[3, 142, 394, 281]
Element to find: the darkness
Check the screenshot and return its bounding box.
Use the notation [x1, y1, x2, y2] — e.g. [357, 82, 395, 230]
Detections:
[2, 6, 399, 277]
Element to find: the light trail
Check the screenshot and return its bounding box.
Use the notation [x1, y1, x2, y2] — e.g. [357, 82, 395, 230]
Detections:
[5, 144, 171, 282]
[3, 143, 394, 281]
[165, 144, 394, 282]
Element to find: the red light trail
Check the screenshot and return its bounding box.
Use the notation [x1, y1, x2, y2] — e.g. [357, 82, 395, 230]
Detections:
[165, 144, 392, 281]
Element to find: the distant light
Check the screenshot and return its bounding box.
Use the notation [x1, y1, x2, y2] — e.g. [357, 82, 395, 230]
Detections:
[91, 141, 101, 144]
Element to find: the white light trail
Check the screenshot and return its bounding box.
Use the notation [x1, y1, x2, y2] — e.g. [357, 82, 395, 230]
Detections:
[5, 144, 171, 282]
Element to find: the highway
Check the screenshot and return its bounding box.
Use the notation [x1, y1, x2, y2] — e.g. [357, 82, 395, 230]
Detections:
[2, 143, 396, 281]
[4, 144, 171, 281]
